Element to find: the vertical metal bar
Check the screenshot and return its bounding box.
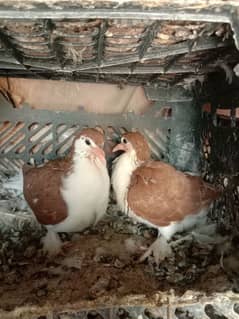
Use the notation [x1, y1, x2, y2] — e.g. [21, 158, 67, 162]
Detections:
[97, 20, 106, 66]
[52, 122, 58, 157]
[24, 121, 34, 163]
[211, 102, 218, 127]
[163, 54, 184, 73]
[231, 107, 236, 128]
[139, 21, 160, 60]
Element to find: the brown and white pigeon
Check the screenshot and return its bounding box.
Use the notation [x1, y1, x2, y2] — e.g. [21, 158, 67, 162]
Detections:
[6, 128, 110, 255]
[111, 131, 220, 265]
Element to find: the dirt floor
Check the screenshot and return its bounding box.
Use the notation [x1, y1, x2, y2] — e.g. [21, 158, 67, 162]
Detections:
[0, 175, 237, 318]
[0, 204, 235, 312]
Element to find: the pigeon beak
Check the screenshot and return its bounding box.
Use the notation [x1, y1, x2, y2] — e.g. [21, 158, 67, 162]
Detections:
[91, 146, 106, 165]
[112, 143, 128, 153]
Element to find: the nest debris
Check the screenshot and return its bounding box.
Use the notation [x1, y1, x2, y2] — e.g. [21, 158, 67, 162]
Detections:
[0, 174, 237, 314]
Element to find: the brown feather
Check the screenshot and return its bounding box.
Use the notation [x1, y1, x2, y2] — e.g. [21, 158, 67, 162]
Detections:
[23, 128, 105, 226]
[128, 161, 220, 227]
[23, 158, 71, 225]
[123, 131, 151, 162]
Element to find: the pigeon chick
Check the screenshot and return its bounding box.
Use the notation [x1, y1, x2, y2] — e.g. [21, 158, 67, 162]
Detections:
[111, 131, 220, 265]
[23, 128, 110, 255]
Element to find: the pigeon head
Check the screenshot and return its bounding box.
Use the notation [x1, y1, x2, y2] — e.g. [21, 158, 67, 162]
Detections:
[72, 128, 106, 165]
[112, 131, 151, 162]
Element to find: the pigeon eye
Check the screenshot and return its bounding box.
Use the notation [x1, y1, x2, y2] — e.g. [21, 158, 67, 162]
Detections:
[122, 138, 127, 144]
[85, 139, 91, 146]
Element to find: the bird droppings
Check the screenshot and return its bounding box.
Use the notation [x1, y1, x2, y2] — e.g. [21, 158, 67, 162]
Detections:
[0, 174, 237, 315]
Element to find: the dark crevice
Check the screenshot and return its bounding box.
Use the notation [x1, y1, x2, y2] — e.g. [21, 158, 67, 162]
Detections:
[204, 305, 228, 319]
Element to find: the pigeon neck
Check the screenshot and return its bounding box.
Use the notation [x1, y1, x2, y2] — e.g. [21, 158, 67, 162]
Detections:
[112, 151, 140, 213]
[116, 150, 139, 173]
[72, 152, 105, 172]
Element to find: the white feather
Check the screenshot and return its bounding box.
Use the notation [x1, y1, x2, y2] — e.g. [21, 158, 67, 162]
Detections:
[158, 208, 208, 240]
[52, 156, 110, 233]
[111, 151, 138, 213]
[41, 229, 62, 256]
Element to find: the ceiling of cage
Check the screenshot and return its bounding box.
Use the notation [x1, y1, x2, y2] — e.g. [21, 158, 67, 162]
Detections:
[0, 18, 238, 86]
